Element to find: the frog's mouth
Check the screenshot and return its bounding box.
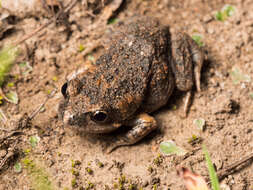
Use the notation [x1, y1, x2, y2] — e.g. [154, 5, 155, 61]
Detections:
[77, 124, 121, 134]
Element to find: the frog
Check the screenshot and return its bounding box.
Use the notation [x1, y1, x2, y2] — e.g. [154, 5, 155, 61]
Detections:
[58, 17, 204, 153]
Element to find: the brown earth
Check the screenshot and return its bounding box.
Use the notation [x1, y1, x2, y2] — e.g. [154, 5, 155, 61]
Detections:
[0, 0, 253, 189]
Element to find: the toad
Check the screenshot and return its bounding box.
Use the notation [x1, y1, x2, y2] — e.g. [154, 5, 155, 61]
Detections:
[59, 17, 204, 152]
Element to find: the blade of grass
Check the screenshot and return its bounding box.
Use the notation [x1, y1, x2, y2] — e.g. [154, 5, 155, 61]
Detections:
[203, 145, 220, 190]
[0, 46, 19, 86]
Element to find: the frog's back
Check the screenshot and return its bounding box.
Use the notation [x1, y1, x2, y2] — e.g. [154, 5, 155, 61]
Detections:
[83, 18, 174, 121]
[120, 17, 175, 113]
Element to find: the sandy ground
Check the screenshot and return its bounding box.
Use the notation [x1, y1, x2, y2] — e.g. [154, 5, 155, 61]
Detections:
[0, 0, 253, 189]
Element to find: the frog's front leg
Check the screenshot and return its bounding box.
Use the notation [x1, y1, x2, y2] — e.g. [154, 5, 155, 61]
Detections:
[171, 32, 204, 116]
[106, 113, 157, 153]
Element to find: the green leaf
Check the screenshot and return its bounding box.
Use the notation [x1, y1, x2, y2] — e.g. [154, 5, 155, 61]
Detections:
[215, 5, 236, 22]
[107, 18, 118, 25]
[6, 91, 19, 104]
[250, 93, 253, 99]
[188, 134, 202, 145]
[21, 158, 54, 190]
[19, 62, 26, 67]
[14, 162, 22, 173]
[193, 118, 205, 131]
[230, 67, 251, 84]
[18, 62, 33, 75]
[29, 136, 40, 148]
[172, 105, 177, 110]
[78, 44, 85, 52]
[203, 145, 220, 190]
[52, 76, 58, 82]
[223, 5, 236, 17]
[159, 140, 186, 156]
[7, 82, 14, 87]
[215, 11, 225, 21]
[88, 55, 95, 63]
[192, 35, 204, 47]
[0, 46, 19, 86]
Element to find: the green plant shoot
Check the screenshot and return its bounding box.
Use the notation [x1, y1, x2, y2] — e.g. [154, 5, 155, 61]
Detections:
[0, 46, 19, 86]
[203, 145, 220, 190]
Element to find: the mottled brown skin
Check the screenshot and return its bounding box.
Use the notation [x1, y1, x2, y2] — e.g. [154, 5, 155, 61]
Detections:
[59, 18, 203, 152]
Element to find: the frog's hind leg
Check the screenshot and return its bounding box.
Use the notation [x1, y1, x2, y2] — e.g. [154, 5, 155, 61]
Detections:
[191, 37, 204, 92]
[106, 113, 157, 153]
[171, 32, 204, 116]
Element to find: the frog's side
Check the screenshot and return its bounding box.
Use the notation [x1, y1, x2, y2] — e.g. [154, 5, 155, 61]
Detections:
[59, 17, 203, 152]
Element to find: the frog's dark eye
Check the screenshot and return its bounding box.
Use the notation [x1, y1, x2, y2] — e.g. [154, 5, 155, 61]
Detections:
[91, 111, 108, 123]
[61, 82, 68, 98]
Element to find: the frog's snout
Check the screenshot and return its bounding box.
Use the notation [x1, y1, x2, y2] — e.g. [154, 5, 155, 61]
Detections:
[63, 110, 88, 127]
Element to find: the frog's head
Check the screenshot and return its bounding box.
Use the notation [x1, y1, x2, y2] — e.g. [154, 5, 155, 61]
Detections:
[58, 64, 121, 133]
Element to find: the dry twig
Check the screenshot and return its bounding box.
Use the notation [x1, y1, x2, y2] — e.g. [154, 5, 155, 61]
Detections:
[217, 153, 253, 180]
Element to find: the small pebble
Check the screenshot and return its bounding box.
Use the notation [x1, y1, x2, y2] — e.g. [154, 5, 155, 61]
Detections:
[0, 149, 7, 158]
[202, 14, 213, 23]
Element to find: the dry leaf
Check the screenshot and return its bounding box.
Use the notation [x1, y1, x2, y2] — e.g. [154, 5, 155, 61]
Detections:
[177, 167, 209, 190]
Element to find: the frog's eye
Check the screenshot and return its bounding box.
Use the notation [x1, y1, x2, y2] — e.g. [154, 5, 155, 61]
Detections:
[91, 111, 108, 123]
[61, 82, 68, 98]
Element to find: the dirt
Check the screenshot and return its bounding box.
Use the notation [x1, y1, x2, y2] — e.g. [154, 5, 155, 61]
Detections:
[0, 0, 253, 189]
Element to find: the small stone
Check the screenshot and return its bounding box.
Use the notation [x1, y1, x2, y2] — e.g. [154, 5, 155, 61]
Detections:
[214, 159, 223, 170]
[209, 95, 239, 114]
[142, 180, 149, 187]
[207, 27, 215, 34]
[48, 160, 55, 167]
[220, 183, 231, 190]
[50, 44, 62, 53]
[150, 177, 160, 185]
[202, 14, 213, 23]
[228, 176, 235, 185]
[246, 128, 252, 133]
[0, 149, 7, 158]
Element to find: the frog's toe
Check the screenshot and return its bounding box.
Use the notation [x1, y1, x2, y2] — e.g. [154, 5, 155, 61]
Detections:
[104, 113, 157, 153]
[104, 138, 130, 154]
[182, 91, 192, 117]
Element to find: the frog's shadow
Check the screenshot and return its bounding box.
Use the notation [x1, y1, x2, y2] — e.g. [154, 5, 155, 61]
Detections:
[78, 124, 161, 150]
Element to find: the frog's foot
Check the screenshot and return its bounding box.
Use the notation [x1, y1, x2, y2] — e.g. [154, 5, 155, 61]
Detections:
[105, 113, 157, 153]
[182, 90, 192, 118]
[191, 38, 204, 92]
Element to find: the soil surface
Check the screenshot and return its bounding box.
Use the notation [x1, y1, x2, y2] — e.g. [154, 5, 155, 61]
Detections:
[0, 0, 253, 189]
